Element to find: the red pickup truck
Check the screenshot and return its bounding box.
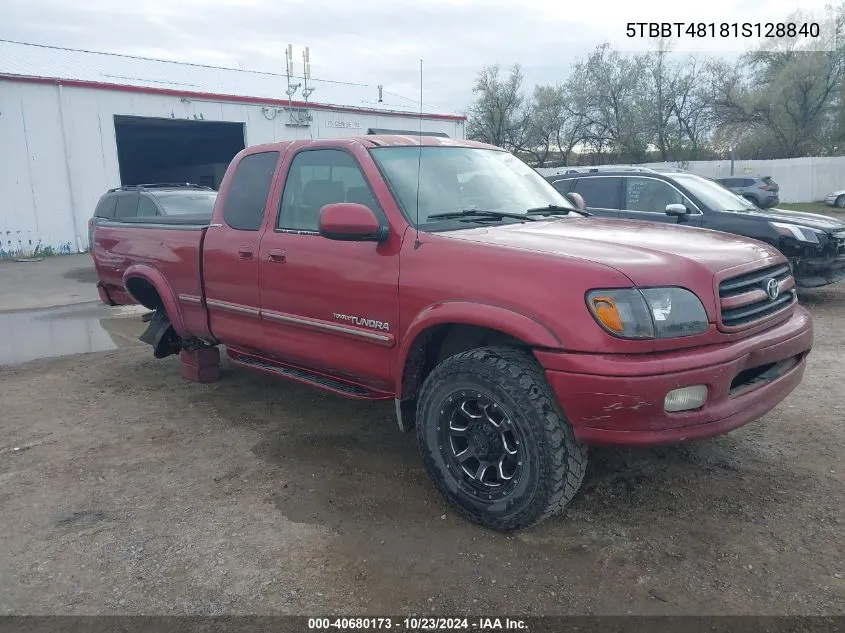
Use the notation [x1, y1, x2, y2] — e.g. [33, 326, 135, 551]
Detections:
[92, 136, 813, 531]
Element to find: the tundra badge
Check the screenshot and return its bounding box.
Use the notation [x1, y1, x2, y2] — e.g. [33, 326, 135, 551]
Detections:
[333, 313, 390, 332]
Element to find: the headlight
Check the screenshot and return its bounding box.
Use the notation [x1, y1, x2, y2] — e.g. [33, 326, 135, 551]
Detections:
[586, 288, 709, 339]
[769, 221, 822, 244]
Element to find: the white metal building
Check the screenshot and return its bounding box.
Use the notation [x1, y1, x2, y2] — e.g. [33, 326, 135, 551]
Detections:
[0, 40, 466, 257]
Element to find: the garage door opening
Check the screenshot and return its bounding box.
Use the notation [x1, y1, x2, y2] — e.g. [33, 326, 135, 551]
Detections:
[114, 116, 245, 189]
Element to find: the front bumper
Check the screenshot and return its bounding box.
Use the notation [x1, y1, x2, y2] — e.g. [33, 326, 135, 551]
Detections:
[794, 254, 845, 287]
[536, 307, 813, 446]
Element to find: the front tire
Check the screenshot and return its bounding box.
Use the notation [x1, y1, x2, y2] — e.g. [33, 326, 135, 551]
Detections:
[835, 195, 845, 209]
[416, 346, 587, 531]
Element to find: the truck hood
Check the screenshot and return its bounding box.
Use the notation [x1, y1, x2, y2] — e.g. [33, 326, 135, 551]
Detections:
[445, 217, 779, 285]
[735, 207, 845, 233]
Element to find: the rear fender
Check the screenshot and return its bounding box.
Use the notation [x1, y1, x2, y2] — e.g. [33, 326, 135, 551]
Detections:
[122, 264, 189, 338]
[395, 301, 562, 396]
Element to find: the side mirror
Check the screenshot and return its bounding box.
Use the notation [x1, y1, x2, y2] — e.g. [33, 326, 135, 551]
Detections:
[665, 203, 689, 217]
[566, 192, 586, 211]
[319, 203, 388, 242]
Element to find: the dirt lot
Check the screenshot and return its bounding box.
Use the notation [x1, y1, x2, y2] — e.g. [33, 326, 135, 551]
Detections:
[0, 258, 843, 616]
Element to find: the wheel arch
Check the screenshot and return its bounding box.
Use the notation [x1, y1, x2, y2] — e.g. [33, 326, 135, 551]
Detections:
[396, 301, 562, 400]
[122, 264, 189, 337]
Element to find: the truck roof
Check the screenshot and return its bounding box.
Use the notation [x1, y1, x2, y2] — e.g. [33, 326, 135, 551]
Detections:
[244, 135, 500, 154]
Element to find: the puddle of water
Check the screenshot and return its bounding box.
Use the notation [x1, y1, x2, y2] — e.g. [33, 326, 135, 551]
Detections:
[0, 303, 148, 367]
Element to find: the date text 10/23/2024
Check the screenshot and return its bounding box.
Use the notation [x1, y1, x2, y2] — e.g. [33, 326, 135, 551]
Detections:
[308, 617, 528, 631]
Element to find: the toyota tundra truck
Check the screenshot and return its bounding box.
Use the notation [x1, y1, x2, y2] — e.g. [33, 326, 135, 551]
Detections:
[92, 136, 813, 531]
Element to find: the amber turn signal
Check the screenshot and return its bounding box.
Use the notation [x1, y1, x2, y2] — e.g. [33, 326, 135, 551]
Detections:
[591, 296, 624, 333]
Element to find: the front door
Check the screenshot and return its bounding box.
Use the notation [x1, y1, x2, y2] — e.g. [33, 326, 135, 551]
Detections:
[257, 147, 399, 391]
[618, 176, 703, 227]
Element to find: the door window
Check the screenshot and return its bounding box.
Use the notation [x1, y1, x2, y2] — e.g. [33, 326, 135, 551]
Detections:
[137, 196, 160, 217]
[572, 177, 622, 210]
[625, 177, 686, 212]
[278, 150, 381, 232]
[114, 194, 139, 219]
[222, 151, 280, 231]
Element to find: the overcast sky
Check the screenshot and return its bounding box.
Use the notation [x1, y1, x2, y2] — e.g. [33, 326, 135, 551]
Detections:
[1, 0, 835, 115]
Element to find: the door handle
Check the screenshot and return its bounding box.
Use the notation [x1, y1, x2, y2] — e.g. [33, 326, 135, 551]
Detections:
[238, 246, 253, 260]
[268, 248, 287, 263]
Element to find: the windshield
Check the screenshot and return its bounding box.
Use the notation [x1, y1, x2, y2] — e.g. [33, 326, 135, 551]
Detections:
[152, 191, 218, 215]
[672, 174, 758, 212]
[370, 146, 575, 227]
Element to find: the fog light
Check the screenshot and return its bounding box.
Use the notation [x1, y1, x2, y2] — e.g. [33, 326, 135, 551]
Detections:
[664, 385, 708, 412]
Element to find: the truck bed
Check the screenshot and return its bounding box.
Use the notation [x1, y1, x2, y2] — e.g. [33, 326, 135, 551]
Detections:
[92, 220, 208, 336]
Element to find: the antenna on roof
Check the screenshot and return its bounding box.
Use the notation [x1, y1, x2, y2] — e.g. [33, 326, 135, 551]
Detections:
[301, 46, 315, 102]
[284, 43, 301, 108]
[413, 59, 423, 250]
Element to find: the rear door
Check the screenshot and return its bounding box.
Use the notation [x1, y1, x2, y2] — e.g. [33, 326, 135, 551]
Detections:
[202, 150, 281, 350]
[618, 176, 702, 226]
[568, 176, 622, 218]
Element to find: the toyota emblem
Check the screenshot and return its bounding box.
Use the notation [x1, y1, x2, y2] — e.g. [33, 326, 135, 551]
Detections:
[765, 278, 780, 300]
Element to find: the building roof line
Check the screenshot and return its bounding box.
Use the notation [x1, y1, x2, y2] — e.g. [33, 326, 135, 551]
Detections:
[0, 39, 448, 113]
[0, 73, 468, 122]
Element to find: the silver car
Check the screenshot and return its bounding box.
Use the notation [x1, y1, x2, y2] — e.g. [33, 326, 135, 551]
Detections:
[824, 189, 845, 209]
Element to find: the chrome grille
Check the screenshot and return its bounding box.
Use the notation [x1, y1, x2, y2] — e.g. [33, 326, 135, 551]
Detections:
[719, 263, 796, 329]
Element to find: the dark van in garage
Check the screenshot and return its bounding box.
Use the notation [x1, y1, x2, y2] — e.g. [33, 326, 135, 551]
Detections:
[549, 168, 845, 288]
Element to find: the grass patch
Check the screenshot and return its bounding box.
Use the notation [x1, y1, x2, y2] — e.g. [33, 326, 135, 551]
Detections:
[776, 202, 844, 217]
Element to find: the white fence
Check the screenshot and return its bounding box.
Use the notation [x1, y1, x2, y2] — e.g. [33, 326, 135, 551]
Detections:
[537, 156, 845, 204]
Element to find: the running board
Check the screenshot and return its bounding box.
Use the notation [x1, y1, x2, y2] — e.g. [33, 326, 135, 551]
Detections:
[227, 349, 392, 401]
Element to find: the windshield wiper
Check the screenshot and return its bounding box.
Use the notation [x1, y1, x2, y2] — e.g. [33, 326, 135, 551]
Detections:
[525, 204, 591, 217]
[427, 209, 536, 222]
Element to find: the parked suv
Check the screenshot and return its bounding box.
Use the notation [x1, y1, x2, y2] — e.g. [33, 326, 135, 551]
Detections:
[714, 176, 780, 208]
[548, 168, 845, 288]
[88, 184, 217, 249]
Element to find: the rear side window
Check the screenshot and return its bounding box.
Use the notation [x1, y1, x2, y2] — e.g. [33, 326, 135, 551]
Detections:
[625, 177, 686, 211]
[741, 178, 756, 187]
[137, 196, 160, 217]
[222, 151, 280, 231]
[762, 177, 775, 185]
[572, 177, 622, 210]
[115, 194, 138, 219]
[94, 196, 117, 219]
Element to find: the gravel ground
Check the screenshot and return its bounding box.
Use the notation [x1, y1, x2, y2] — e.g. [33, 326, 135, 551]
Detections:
[0, 264, 843, 616]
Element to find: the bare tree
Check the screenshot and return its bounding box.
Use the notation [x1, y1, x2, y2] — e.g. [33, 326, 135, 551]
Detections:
[671, 57, 719, 156]
[466, 64, 528, 150]
[568, 44, 650, 162]
[712, 5, 845, 157]
[642, 41, 679, 160]
[468, 3, 845, 164]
